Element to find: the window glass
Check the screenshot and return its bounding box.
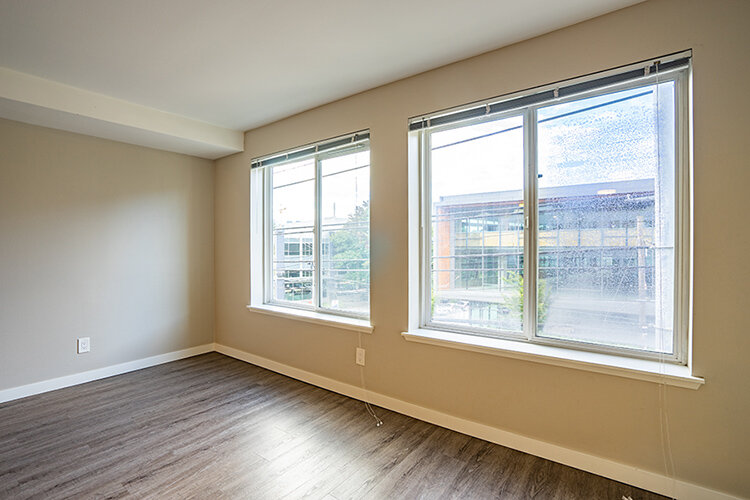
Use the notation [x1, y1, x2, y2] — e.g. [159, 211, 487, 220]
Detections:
[430, 115, 525, 333]
[536, 83, 675, 352]
[320, 150, 370, 314]
[271, 158, 315, 304]
[265, 139, 370, 318]
[415, 61, 688, 361]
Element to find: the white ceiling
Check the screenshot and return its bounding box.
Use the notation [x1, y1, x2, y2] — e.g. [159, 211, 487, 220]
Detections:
[0, 0, 642, 159]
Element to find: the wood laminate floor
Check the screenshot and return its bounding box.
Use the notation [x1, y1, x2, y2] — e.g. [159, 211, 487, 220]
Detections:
[0, 353, 668, 499]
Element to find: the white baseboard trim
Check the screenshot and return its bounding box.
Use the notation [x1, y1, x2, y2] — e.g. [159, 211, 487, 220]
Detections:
[1, 342, 739, 500]
[0, 343, 215, 404]
[215, 343, 742, 500]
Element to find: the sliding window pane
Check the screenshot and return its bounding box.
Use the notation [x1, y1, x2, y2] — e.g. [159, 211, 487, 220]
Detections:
[320, 150, 370, 315]
[430, 115, 525, 334]
[536, 83, 675, 352]
[271, 159, 315, 304]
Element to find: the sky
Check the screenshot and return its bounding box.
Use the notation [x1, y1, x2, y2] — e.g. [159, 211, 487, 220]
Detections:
[270, 80, 676, 230]
[272, 150, 370, 229]
[430, 81, 675, 202]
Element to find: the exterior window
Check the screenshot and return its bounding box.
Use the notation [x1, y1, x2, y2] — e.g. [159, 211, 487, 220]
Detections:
[284, 242, 301, 256]
[412, 54, 690, 362]
[251, 132, 370, 319]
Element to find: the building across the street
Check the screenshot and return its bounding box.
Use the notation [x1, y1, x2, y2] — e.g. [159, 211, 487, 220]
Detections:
[431, 178, 668, 347]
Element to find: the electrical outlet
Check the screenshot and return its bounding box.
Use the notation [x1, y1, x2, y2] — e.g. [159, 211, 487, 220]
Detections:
[355, 347, 365, 366]
[77, 337, 90, 354]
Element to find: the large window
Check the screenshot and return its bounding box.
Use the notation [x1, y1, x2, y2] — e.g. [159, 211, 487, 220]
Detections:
[412, 54, 690, 362]
[251, 132, 370, 319]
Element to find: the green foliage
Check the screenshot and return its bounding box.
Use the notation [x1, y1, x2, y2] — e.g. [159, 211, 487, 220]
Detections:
[503, 271, 524, 320]
[537, 278, 550, 326]
[328, 202, 369, 287]
[503, 271, 549, 326]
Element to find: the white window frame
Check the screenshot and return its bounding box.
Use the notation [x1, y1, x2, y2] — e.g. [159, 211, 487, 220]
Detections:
[411, 54, 692, 364]
[249, 132, 371, 322]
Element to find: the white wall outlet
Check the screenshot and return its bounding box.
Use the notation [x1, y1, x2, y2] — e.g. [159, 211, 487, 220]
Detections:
[77, 337, 90, 354]
[355, 347, 365, 366]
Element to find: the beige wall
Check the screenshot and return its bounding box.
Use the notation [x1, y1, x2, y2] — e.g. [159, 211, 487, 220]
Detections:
[0, 118, 214, 390]
[215, 0, 750, 496]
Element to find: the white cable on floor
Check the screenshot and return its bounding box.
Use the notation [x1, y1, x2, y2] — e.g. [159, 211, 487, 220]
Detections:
[357, 331, 383, 427]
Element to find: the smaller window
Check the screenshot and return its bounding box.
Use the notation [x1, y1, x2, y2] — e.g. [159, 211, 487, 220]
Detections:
[250, 131, 371, 320]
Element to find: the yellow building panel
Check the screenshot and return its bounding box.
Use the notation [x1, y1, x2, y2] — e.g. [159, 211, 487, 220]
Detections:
[538, 231, 556, 247]
[484, 233, 500, 246]
[500, 231, 522, 247]
[604, 237, 627, 246]
[558, 230, 579, 246]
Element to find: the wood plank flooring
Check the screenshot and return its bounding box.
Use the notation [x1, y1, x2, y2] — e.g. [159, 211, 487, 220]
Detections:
[0, 353, 668, 499]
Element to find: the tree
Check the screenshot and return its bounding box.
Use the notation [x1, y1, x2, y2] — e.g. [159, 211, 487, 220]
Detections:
[503, 271, 550, 327]
[327, 201, 369, 289]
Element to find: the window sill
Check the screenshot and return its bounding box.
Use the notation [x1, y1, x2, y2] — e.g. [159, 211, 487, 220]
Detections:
[401, 328, 703, 389]
[247, 304, 373, 334]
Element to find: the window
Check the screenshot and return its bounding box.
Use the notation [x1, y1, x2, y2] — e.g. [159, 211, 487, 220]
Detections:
[251, 132, 370, 319]
[411, 53, 690, 362]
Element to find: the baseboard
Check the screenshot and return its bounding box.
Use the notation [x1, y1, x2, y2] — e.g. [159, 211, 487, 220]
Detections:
[1, 342, 739, 500]
[214, 343, 742, 500]
[0, 343, 215, 404]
